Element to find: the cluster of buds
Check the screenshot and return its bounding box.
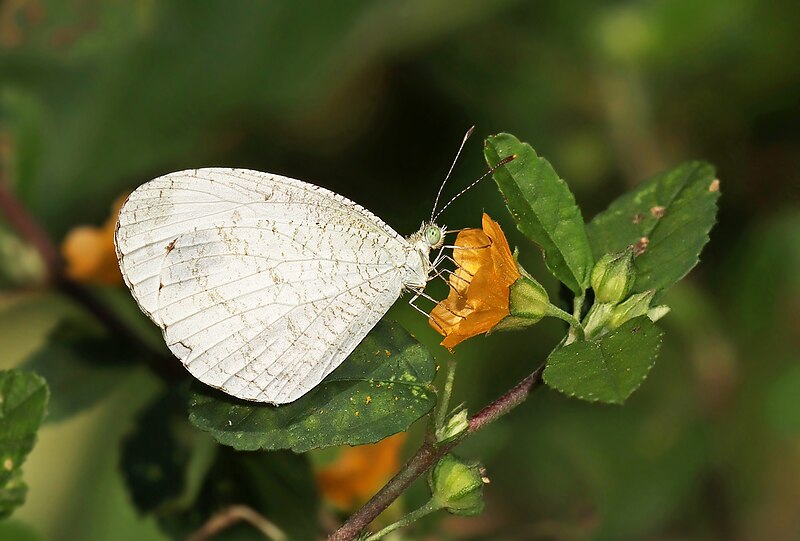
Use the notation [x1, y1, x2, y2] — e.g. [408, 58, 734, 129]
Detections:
[584, 247, 669, 338]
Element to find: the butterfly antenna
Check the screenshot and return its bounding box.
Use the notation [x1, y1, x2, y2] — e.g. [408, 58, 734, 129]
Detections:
[433, 154, 516, 221]
[431, 126, 475, 222]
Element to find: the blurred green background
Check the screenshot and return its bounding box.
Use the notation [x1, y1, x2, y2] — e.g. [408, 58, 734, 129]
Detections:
[2, 0, 800, 540]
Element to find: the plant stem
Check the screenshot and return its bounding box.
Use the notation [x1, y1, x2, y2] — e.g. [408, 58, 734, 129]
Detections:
[327, 363, 545, 541]
[467, 365, 544, 433]
[363, 500, 440, 541]
[546, 305, 585, 341]
[434, 360, 457, 432]
[187, 505, 287, 541]
[572, 293, 585, 322]
[565, 293, 586, 344]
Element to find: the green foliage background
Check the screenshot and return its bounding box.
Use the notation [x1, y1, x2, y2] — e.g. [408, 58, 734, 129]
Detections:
[2, 0, 800, 539]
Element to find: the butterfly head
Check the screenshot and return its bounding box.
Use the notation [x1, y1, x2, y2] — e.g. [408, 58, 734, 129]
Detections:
[408, 222, 446, 257]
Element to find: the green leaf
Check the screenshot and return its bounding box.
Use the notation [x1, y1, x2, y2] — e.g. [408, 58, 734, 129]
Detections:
[122, 388, 320, 540]
[23, 321, 134, 422]
[0, 520, 44, 541]
[485, 133, 594, 294]
[586, 161, 720, 292]
[189, 320, 436, 453]
[0, 369, 49, 518]
[766, 362, 800, 436]
[120, 387, 204, 514]
[158, 448, 320, 541]
[544, 317, 663, 404]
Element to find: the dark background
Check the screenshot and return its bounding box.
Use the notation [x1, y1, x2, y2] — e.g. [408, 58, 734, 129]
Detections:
[2, 1, 800, 539]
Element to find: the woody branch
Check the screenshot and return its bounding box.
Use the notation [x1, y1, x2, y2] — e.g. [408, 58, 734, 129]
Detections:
[328, 363, 545, 541]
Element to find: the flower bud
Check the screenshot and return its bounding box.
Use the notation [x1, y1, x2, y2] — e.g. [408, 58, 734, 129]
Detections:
[608, 290, 656, 329]
[509, 276, 550, 322]
[591, 248, 635, 304]
[582, 301, 615, 338]
[436, 407, 469, 444]
[430, 454, 486, 516]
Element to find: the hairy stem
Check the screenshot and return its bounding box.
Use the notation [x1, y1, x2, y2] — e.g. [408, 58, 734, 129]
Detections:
[327, 363, 545, 541]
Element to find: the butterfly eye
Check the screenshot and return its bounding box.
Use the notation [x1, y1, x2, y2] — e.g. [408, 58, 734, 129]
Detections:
[426, 226, 442, 246]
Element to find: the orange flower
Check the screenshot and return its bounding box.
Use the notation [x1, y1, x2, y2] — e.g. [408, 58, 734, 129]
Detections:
[430, 214, 520, 349]
[315, 432, 407, 510]
[61, 195, 127, 285]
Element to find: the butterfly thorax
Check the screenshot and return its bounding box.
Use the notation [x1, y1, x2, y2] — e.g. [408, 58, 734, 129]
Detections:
[402, 222, 445, 289]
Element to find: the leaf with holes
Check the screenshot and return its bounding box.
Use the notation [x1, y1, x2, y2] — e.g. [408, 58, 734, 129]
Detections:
[188, 320, 436, 453]
[485, 133, 593, 294]
[0, 370, 49, 519]
[587, 161, 720, 292]
[544, 317, 663, 404]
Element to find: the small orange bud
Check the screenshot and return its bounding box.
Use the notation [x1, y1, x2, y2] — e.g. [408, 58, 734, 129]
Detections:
[61, 195, 127, 285]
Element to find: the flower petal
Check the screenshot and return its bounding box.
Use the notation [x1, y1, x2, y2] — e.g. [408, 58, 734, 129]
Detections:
[315, 433, 407, 510]
[429, 214, 520, 348]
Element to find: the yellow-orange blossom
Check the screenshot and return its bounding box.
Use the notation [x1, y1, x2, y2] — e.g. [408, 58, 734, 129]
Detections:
[315, 433, 407, 510]
[430, 214, 520, 349]
[61, 195, 127, 285]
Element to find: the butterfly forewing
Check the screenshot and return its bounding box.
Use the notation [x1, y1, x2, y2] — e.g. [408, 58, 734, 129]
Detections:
[115, 168, 412, 403]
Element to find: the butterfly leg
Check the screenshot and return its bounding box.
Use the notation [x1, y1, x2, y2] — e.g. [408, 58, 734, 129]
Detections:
[407, 290, 432, 318]
[431, 244, 449, 269]
[408, 292, 446, 334]
[413, 286, 466, 318]
[408, 288, 460, 313]
[440, 268, 471, 287]
[436, 254, 475, 280]
[415, 288, 446, 306]
[437, 253, 475, 274]
[431, 266, 470, 295]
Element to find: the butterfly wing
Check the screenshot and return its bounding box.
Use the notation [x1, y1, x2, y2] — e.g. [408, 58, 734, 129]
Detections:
[115, 168, 410, 404]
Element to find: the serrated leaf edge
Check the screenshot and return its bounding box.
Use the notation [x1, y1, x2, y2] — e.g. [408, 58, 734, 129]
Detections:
[543, 323, 664, 404]
[485, 134, 592, 292]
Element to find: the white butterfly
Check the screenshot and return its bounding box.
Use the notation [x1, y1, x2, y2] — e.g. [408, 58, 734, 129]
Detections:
[114, 129, 510, 404]
[114, 167, 450, 404]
